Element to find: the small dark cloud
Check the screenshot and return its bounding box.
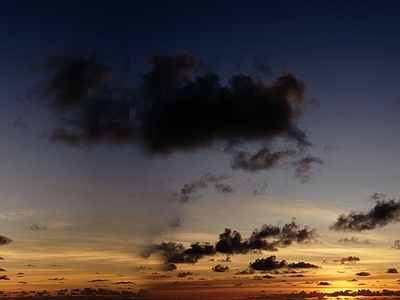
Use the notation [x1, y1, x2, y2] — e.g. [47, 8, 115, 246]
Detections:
[201, 173, 232, 183]
[113, 281, 132, 284]
[338, 237, 371, 244]
[28, 223, 46, 231]
[171, 180, 207, 203]
[163, 263, 177, 272]
[235, 268, 255, 275]
[0, 268, 6, 272]
[87, 279, 109, 282]
[0, 235, 12, 246]
[152, 241, 216, 265]
[330, 197, 400, 231]
[48, 277, 65, 281]
[249, 256, 287, 271]
[391, 240, 400, 249]
[318, 281, 331, 286]
[26, 264, 36, 267]
[292, 156, 323, 183]
[177, 272, 193, 277]
[215, 183, 236, 194]
[0, 275, 9, 280]
[218, 256, 231, 262]
[212, 264, 229, 272]
[386, 268, 398, 273]
[332, 256, 360, 264]
[287, 261, 319, 269]
[0, 257, 4, 260]
[356, 271, 371, 276]
[369, 193, 386, 202]
[231, 147, 294, 172]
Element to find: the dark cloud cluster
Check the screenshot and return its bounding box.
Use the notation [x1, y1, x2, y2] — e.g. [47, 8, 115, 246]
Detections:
[212, 264, 229, 272]
[148, 241, 216, 266]
[330, 197, 400, 231]
[248, 255, 319, 271]
[215, 219, 317, 254]
[145, 220, 317, 269]
[32, 50, 321, 178]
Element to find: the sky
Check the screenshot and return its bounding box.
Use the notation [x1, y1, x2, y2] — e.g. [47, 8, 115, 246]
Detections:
[1, 0, 400, 299]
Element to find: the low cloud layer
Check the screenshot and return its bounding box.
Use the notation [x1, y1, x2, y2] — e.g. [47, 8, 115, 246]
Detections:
[31, 49, 321, 179]
[330, 196, 400, 231]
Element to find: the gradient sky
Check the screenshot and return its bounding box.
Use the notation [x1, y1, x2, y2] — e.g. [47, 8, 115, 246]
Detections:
[1, 1, 400, 299]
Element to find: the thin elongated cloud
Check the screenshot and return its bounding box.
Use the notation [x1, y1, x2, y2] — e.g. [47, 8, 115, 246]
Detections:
[338, 237, 371, 244]
[332, 256, 360, 264]
[330, 197, 400, 231]
[32, 50, 321, 179]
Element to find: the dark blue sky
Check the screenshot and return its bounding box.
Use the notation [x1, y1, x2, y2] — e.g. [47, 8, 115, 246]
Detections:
[1, 1, 400, 297]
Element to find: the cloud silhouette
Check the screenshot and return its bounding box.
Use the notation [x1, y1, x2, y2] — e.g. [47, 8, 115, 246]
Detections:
[249, 256, 287, 271]
[215, 219, 317, 254]
[32, 49, 321, 179]
[332, 256, 360, 264]
[0, 235, 12, 246]
[330, 198, 400, 231]
[386, 268, 398, 273]
[356, 271, 371, 276]
[392, 240, 400, 249]
[338, 237, 371, 244]
[145, 219, 316, 269]
[287, 261, 319, 269]
[212, 264, 229, 272]
[171, 180, 207, 203]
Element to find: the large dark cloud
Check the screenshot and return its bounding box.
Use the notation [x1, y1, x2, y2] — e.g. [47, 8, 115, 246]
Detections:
[32, 50, 321, 177]
[330, 197, 400, 231]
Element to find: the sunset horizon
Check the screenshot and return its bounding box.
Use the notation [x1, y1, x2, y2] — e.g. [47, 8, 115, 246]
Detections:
[1, 0, 400, 299]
